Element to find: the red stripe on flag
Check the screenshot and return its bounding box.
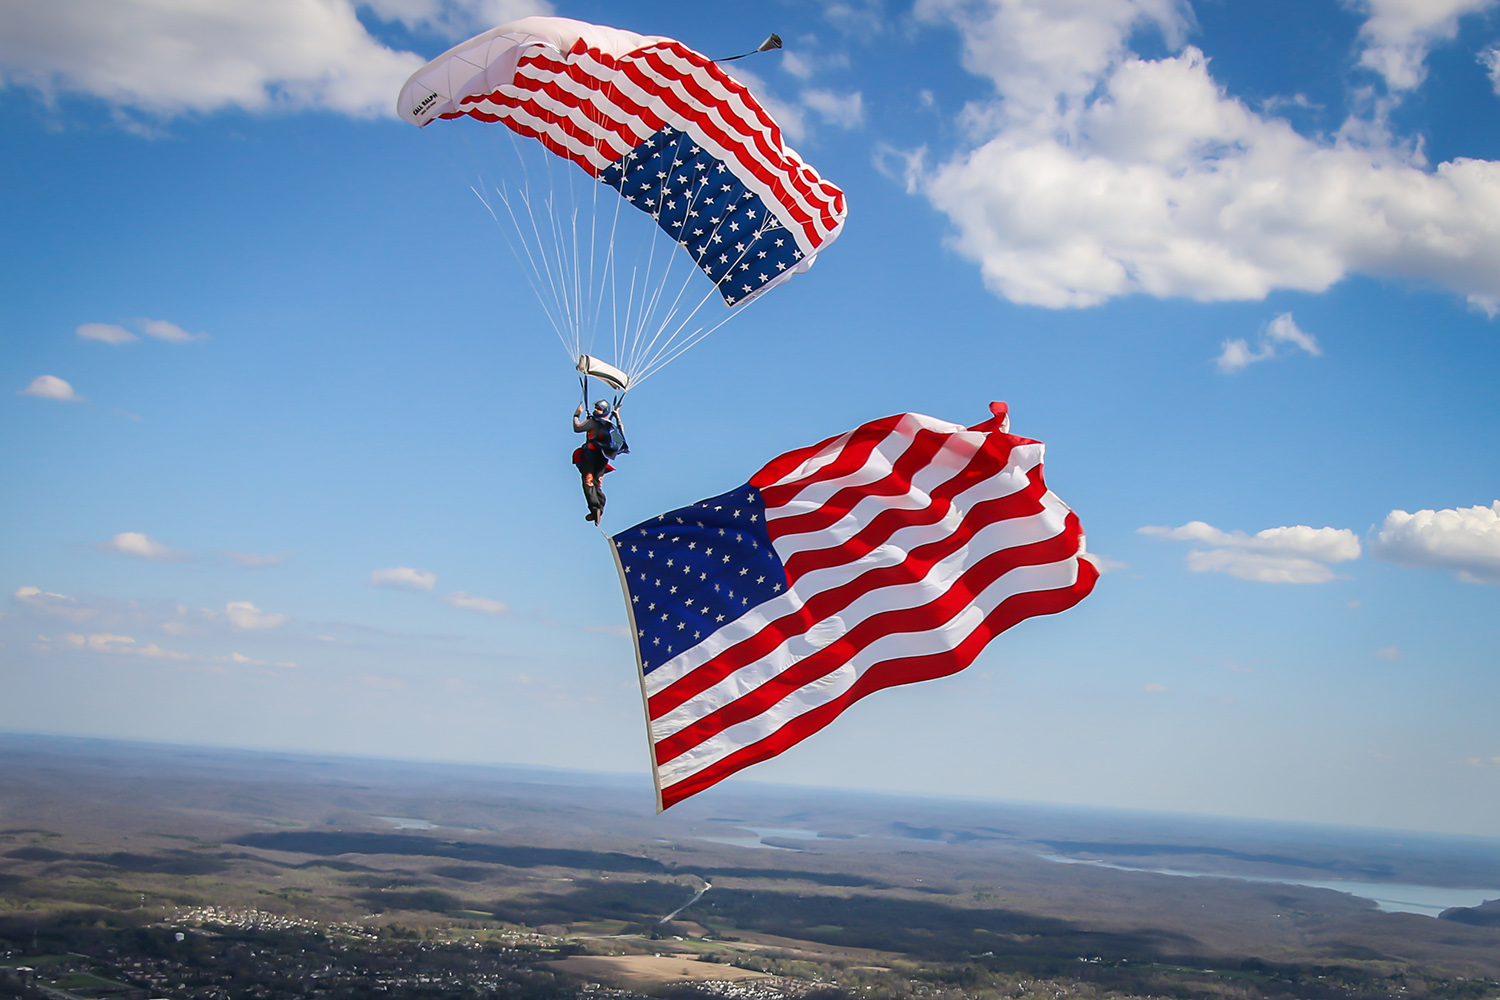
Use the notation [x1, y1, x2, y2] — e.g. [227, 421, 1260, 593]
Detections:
[651, 506, 1076, 764]
[657, 525, 1098, 808]
[778, 436, 1026, 582]
[646, 465, 1053, 720]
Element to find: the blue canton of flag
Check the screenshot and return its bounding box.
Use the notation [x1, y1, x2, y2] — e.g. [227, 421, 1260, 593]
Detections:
[598, 126, 805, 305]
[612, 485, 787, 672]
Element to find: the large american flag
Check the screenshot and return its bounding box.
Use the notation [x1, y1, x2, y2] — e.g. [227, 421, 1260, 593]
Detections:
[610, 403, 1098, 809]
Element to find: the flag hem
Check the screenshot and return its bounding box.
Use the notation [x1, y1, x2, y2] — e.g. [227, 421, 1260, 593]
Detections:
[607, 531, 665, 812]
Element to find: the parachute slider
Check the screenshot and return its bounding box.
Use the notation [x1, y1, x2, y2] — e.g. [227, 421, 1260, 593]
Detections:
[717, 34, 783, 62]
[577, 355, 631, 392]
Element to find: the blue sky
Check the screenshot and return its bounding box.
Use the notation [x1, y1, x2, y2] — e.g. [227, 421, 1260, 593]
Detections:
[3, 0, 1499, 836]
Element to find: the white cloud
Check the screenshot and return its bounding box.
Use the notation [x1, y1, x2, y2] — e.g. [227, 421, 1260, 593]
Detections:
[77, 322, 137, 344]
[1350, 0, 1498, 92]
[781, 50, 817, 81]
[1484, 46, 1500, 93]
[910, 0, 1500, 312]
[1375, 645, 1402, 660]
[1140, 520, 1361, 583]
[63, 632, 192, 661]
[1216, 312, 1322, 372]
[370, 566, 437, 591]
[141, 318, 207, 342]
[1081, 552, 1128, 573]
[1370, 501, 1500, 584]
[221, 601, 288, 630]
[98, 531, 188, 561]
[1144, 682, 1169, 693]
[361, 0, 549, 39]
[801, 88, 866, 129]
[0, 0, 425, 120]
[18, 375, 83, 402]
[224, 550, 288, 568]
[778, 46, 852, 83]
[12, 586, 96, 624]
[1184, 549, 1340, 584]
[441, 590, 508, 615]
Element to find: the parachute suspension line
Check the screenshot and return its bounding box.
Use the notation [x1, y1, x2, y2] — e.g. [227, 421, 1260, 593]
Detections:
[525, 144, 582, 359]
[489, 126, 577, 362]
[542, 187, 581, 359]
[630, 214, 783, 386]
[565, 173, 585, 364]
[462, 129, 573, 360]
[507, 127, 583, 363]
[601, 88, 634, 375]
[622, 148, 730, 385]
[623, 164, 731, 380]
[622, 183, 674, 383]
[585, 87, 625, 370]
[625, 176, 781, 385]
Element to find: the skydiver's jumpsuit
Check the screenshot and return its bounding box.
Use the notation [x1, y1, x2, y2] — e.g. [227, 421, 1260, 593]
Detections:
[572, 413, 615, 521]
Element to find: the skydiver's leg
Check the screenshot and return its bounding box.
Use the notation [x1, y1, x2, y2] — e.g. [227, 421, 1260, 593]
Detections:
[581, 467, 604, 522]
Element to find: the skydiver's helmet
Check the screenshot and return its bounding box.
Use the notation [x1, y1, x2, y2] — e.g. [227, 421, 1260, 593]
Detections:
[593, 400, 611, 417]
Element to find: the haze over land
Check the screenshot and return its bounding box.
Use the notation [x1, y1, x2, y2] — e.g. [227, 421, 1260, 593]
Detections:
[3, 734, 1500, 998]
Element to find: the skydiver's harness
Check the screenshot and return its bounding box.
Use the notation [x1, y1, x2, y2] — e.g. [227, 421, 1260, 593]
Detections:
[577, 376, 629, 462]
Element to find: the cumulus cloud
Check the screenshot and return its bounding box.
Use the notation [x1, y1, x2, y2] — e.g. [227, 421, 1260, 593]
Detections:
[141, 318, 207, 342]
[1484, 46, 1500, 93]
[0, 0, 423, 120]
[18, 375, 83, 402]
[1140, 520, 1361, 583]
[1351, 0, 1497, 92]
[1370, 501, 1500, 584]
[76, 322, 137, 344]
[910, 0, 1500, 312]
[98, 531, 188, 561]
[441, 590, 508, 615]
[1081, 552, 1128, 573]
[220, 601, 288, 630]
[369, 566, 437, 591]
[361, 0, 549, 38]
[75, 318, 207, 343]
[781, 50, 818, 81]
[12, 586, 96, 624]
[63, 632, 192, 661]
[801, 88, 866, 129]
[1216, 312, 1322, 373]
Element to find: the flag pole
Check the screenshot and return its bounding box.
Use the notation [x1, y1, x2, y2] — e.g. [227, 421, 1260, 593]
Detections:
[604, 529, 665, 812]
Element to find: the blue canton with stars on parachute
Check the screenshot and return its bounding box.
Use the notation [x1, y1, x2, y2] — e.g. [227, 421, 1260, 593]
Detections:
[599, 127, 805, 306]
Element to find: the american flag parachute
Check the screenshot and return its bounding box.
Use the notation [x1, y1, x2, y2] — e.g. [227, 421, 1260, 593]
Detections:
[398, 17, 847, 395]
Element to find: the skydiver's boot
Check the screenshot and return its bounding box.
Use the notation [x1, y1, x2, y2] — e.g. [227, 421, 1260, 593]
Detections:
[584, 482, 605, 523]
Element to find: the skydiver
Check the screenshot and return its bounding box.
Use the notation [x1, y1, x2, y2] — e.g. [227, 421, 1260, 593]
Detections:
[573, 399, 622, 523]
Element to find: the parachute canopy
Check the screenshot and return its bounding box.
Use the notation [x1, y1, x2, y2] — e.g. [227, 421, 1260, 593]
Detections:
[399, 17, 844, 307]
[398, 17, 847, 391]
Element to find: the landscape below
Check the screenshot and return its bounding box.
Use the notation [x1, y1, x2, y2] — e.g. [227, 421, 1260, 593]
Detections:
[2, 733, 1498, 1000]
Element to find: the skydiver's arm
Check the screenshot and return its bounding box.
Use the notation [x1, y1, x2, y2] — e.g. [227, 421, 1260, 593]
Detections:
[573, 405, 587, 432]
